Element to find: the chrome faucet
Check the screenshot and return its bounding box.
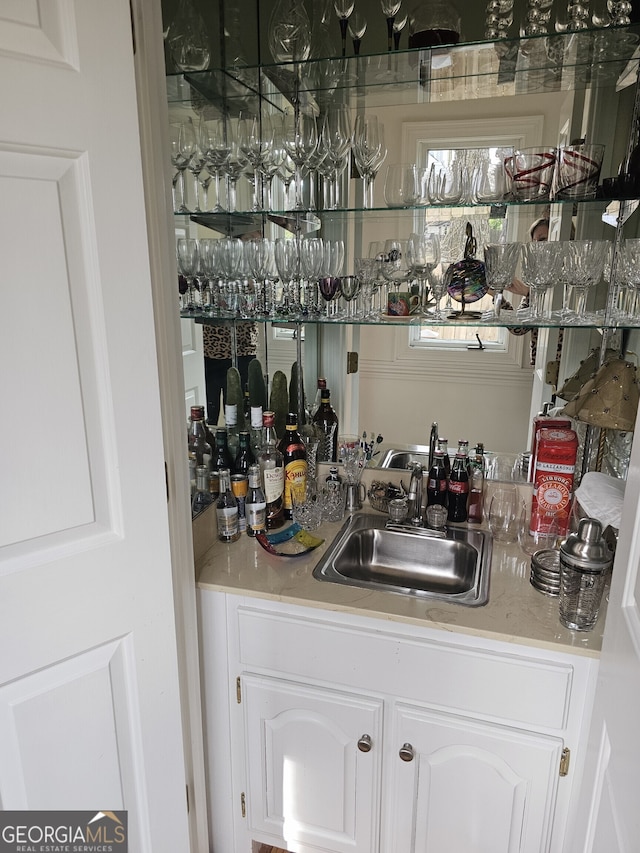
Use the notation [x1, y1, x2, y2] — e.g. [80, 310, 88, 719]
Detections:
[407, 462, 424, 526]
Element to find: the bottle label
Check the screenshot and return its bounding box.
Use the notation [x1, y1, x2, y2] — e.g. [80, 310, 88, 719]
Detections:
[428, 477, 447, 492]
[263, 466, 284, 503]
[247, 501, 267, 533]
[225, 404, 238, 427]
[448, 481, 469, 495]
[283, 459, 307, 510]
[216, 506, 238, 537]
[250, 406, 263, 429]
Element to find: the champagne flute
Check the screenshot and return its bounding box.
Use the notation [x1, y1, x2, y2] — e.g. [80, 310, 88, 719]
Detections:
[334, 0, 355, 57]
[317, 106, 352, 209]
[380, 0, 402, 51]
[300, 237, 324, 316]
[348, 12, 367, 54]
[245, 237, 276, 317]
[176, 237, 200, 313]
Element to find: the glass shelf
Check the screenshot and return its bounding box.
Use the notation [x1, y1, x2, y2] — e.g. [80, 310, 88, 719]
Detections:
[166, 24, 640, 113]
[176, 193, 634, 229]
[185, 311, 631, 331]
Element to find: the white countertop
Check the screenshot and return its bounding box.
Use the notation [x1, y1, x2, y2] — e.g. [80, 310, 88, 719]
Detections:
[196, 506, 605, 658]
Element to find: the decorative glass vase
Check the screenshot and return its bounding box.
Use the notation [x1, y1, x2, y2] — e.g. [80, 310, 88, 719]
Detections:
[165, 0, 210, 72]
[268, 0, 312, 64]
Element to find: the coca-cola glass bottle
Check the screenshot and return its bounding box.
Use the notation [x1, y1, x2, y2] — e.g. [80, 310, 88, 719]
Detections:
[447, 444, 469, 523]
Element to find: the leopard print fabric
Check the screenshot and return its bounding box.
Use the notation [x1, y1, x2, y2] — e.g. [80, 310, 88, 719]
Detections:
[202, 322, 258, 359]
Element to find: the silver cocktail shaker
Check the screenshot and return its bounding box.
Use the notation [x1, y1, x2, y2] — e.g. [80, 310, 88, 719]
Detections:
[559, 518, 613, 631]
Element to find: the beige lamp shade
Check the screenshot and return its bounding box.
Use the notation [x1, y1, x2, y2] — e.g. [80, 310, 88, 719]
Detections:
[557, 348, 620, 402]
[562, 358, 639, 431]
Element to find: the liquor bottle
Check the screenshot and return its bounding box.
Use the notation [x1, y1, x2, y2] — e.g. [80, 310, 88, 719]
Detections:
[243, 382, 251, 422]
[245, 464, 267, 537]
[187, 405, 212, 470]
[312, 386, 339, 463]
[234, 430, 255, 475]
[249, 404, 264, 457]
[215, 468, 240, 543]
[191, 465, 214, 515]
[224, 402, 239, 458]
[447, 449, 469, 523]
[212, 428, 234, 475]
[277, 412, 308, 519]
[467, 444, 485, 524]
[310, 377, 327, 419]
[437, 436, 451, 478]
[257, 411, 285, 529]
[326, 466, 342, 484]
[426, 447, 448, 508]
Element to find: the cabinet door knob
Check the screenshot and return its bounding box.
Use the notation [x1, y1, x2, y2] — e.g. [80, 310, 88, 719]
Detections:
[399, 742, 414, 762]
[357, 734, 372, 752]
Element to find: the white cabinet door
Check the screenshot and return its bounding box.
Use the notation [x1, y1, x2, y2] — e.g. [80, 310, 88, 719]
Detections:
[243, 674, 383, 853]
[386, 703, 563, 853]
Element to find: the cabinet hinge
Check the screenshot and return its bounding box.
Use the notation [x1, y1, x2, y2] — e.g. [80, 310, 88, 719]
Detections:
[241, 792, 246, 818]
[560, 747, 570, 777]
[236, 676, 242, 704]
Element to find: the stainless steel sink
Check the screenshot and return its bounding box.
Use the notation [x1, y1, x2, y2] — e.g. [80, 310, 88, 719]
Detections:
[378, 446, 431, 470]
[313, 513, 491, 606]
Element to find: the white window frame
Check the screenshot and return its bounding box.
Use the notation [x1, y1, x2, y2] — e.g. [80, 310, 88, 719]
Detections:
[400, 115, 544, 367]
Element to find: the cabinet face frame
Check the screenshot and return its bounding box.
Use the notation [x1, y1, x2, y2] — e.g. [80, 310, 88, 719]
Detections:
[209, 594, 599, 853]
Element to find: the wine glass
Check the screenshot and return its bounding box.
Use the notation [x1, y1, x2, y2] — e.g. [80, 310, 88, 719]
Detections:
[283, 111, 317, 210]
[334, 0, 355, 56]
[317, 106, 352, 210]
[176, 237, 199, 313]
[426, 264, 448, 319]
[517, 241, 563, 322]
[319, 239, 344, 318]
[340, 275, 362, 318]
[348, 12, 367, 54]
[169, 120, 196, 213]
[482, 242, 521, 319]
[353, 115, 387, 209]
[406, 232, 440, 313]
[222, 121, 245, 213]
[201, 117, 231, 213]
[217, 237, 244, 316]
[238, 113, 273, 211]
[380, 0, 402, 51]
[393, 9, 408, 49]
[561, 240, 609, 324]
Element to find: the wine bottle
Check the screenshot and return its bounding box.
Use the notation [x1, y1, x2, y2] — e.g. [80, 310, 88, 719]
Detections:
[245, 464, 267, 537]
[234, 430, 255, 475]
[312, 386, 339, 463]
[215, 468, 240, 543]
[212, 427, 234, 475]
[257, 411, 285, 529]
[191, 465, 214, 515]
[187, 405, 212, 470]
[277, 412, 308, 519]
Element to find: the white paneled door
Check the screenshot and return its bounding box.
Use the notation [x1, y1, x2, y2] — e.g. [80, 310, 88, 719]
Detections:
[0, 2, 190, 850]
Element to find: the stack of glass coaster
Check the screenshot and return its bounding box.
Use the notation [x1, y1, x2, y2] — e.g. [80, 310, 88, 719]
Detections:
[530, 549, 561, 596]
